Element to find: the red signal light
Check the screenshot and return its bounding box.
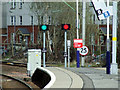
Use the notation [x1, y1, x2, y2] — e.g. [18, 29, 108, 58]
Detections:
[64, 24, 69, 29]
[62, 24, 70, 30]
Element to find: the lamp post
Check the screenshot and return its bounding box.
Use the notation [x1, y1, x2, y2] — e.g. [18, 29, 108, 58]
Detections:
[111, 1, 118, 75]
[81, 0, 86, 67]
[9, 10, 16, 56]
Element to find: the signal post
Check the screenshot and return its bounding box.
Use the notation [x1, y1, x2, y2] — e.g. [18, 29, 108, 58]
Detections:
[61, 24, 70, 68]
[40, 25, 49, 67]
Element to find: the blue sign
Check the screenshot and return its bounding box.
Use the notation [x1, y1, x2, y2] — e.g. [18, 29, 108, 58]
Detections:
[103, 11, 110, 18]
[97, 9, 103, 15]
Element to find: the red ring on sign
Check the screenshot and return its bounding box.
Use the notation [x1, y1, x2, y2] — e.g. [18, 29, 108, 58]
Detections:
[79, 45, 89, 56]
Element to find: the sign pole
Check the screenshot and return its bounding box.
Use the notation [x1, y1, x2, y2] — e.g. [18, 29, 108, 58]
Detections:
[81, 1, 86, 67]
[76, 0, 80, 68]
[76, 0, 79, 39]
[64, 30, 67, 68]
[111, 1, 118, 75]
[43, 31, 46, 67]
[106, 0, 110, 74]
[68, 46, 70, 68]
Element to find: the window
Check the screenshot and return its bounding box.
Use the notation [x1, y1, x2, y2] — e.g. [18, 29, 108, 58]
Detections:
[11, 0, 16, 9]
[37, 32, 40, 44]
[19, 0, 22, 9]
[100, 36, 104, 43]
[41, 16, 43, 24]
[25, 37, 28, 46]
[93, 15, 95, 24]
[38, 15, 41, 24]
[19, 35, 22, 43]
[10, 33, 13, 43]
[31, 16, 33, 25]
[14, 16, 16, 25]
[11, 16, 16, 25]
[30, 33, 33, 42]
[48, 16, 51, 25]
[11, 16, 13, 25]
[19, 16, 22, 25]
[101, 20, 104, 24]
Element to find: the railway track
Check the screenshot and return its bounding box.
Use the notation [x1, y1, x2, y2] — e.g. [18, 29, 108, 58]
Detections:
[1, 61, 64, 67]
[1, 61, 27, 67]
[0, 74, 33, 90]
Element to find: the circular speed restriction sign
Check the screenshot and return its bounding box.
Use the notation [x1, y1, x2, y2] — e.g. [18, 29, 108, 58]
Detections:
[78, 45, 89, 56]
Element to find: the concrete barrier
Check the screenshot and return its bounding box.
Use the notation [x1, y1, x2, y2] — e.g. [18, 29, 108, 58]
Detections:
[31, 67, 56, 89]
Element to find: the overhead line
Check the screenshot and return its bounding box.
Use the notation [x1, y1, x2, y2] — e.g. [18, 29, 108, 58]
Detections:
[62, 0, 76, 11]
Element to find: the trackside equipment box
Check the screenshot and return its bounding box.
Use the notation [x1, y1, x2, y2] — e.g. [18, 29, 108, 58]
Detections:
[27, 49, 41, 76]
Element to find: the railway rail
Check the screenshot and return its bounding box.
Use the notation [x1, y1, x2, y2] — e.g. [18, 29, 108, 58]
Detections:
[1, 60, 64, 67]
[1, 61, 27, 67]
[0, 74, 33, 90]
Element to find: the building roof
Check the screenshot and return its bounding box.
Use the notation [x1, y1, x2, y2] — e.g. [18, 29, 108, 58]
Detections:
[17, 28, 30, 36]
[100, 27, 112, 36]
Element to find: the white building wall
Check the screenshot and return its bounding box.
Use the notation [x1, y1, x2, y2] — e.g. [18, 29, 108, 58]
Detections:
[2, 2, 7, 28]
[6, 2, 113, 26]
[0, 1, 2, 28]
[0, 2, 7, 28]
[7, 2, 38, 26]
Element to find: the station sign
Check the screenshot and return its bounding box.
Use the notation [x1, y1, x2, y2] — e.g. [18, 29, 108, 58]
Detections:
[91, 0, 113, 20]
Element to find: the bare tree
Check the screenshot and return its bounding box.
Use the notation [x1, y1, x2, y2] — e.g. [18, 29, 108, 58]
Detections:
[29, 2, 99, 63]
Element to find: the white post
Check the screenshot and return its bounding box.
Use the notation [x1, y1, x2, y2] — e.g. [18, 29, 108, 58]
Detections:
[111, 1, 118, 75]
[43, 32, 46, 67]
[68, 47, 70, 68]
[13, 16, 16, 56]
[13, 0, 15, 8]
[64, 31, 67, 68]
[33, 16, 34, 44]
[106, 0, 110, 74]
[81, 1, 86, 67]
[13, 0, 15, 56]
[76, 0, 79, 39]
[76, 0, 80, 68]
[107, 0, 110, 52]
[67, 40, 71, 68]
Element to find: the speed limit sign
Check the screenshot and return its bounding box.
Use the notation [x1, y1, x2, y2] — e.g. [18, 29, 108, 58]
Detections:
[78, 45, 89, 56]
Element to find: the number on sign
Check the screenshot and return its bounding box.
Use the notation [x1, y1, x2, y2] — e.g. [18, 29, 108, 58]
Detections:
[79, 45, 89, 56]
[81, 48, 87, 53]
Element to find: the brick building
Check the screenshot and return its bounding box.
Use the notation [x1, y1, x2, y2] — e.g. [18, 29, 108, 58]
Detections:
[1, 1, 113, 48]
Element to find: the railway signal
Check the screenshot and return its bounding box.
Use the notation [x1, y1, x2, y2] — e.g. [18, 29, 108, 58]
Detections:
[61, 24, 70, 68]
[61, 24, 70, 30]
[40, 25, 49, 31]
[40, 24, 49, 67]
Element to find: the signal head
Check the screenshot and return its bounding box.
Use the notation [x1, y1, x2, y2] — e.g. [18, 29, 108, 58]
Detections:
[40, 25, 49, 31]
[61, 24, 70, 30]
